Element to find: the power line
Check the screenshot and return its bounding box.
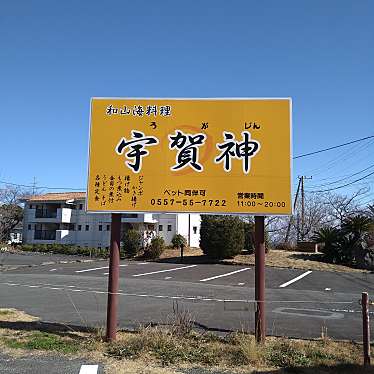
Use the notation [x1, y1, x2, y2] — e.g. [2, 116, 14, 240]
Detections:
[303, 139, 374, 178]
[293, 135, 374, 159]
[0, 180, 84, 191]
[307, 164, 374, 189]
[308, 171, 374, 193]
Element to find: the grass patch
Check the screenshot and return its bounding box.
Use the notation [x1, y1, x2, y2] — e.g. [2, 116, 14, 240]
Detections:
[2, 331, 80, 354]
[106, 328, 364, 370]
[0, 310, 12, 316]
[0, 307, 368, 372]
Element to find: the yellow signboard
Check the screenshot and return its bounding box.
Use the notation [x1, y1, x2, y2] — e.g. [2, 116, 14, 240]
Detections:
[87, 98, 292, 215]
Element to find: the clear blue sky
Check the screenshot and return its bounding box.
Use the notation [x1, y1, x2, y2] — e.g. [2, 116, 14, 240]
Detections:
[1, 1, 373, 204]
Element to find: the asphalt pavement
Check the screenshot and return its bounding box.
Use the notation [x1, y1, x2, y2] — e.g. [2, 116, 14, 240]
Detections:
[0, 353, 103, 374]
[1, 253, 373, 342]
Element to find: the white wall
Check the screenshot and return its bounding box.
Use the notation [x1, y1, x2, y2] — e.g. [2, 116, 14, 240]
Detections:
[154, 214, 176, 245]
[176, 213, 201, 247]
[23, 200, 202, 248]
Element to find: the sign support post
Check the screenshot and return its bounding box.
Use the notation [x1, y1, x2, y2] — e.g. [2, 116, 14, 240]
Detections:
[255, 215, 265, 343]
[106, 213, 121, 342]
[362, 292, 371, 366]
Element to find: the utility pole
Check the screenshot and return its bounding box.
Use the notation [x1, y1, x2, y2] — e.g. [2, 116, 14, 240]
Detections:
[31, 177, 37, 195]
[300, 176, 312, 241]
[284, 178, 302, 243]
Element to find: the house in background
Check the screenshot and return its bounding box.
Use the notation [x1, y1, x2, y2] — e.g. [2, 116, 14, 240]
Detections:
[8, 222, 23, 244]
[22, 192, 201, 248]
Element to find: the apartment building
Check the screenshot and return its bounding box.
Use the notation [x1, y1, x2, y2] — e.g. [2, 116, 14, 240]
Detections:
[22, 192, 201, 248]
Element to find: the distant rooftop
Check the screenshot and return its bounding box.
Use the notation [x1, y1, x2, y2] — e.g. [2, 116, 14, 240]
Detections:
[25, 192, 86, 202]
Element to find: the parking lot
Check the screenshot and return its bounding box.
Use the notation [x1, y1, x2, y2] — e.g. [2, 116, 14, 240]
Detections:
[1, 255, 374, 341]
[5, 258, 374, 294]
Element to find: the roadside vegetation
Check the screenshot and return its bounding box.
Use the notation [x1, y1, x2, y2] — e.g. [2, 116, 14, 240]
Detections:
[313, 214, 374, 270]
[0, 308, 371, 373]
[18, 243, 109, 258]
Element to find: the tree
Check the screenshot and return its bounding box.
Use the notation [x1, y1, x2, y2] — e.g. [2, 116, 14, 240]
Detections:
[171, 234, 187, 249]
[272, 189, 369, 247]
[200, 215, 244, 259]
[313, 213, 374, 268]
[0, 186, 27, 243]
[121, 229, 142, 257]
[323, 188, 368, 225]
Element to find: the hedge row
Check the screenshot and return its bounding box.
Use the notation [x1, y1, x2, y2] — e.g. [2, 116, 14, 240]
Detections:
[20, 244, 109, 258]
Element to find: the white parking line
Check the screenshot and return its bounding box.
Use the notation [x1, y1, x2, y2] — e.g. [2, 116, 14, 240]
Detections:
[279, 271, 312, 288]
[76, 264, 127, 273]
[79, 364, 98, 374]
[199, 268, 250, 282]
[133, 265, 197, 277]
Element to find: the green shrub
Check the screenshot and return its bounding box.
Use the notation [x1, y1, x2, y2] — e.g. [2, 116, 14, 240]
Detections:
[243, 221, 255, 253]
[19, 244, 107, 258]
[266, 340, 311, 367]
[171, 234, 187, 249]
[122, 229, 142, 258]
[144, 236, 165, 260]
[200, 215, 244, 259]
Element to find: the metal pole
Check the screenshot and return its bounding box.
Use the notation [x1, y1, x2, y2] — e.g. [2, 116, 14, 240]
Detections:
[301, 176, 305, 241]
[180, 244, 184, 263]
[106, 213, 121, 342]
[362, 292, 371, 367]
[255, 216, 265, 343]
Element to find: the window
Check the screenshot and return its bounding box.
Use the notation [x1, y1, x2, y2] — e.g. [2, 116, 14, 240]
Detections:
[99, 225, 102, 231]
[29, 205, 33, 209]
[85, 225, 89, 231]
[78, 225, 82, 231]
[28, 224, 31, 230]
[106, 225, 110, 231]
[167, 224, 172, 232]
[159, 225, 163, 231]
[79, 204, 83, 210]
[123, 213, 138, 218]
[193, 226, 198, 234]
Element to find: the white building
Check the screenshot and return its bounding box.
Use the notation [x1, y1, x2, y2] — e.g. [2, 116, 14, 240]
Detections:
[22, 192, 201, 248]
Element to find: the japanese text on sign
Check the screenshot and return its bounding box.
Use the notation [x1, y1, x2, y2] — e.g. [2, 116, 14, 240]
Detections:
[87, 98, 292, 215]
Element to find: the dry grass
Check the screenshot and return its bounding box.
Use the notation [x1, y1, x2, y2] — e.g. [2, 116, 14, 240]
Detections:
[158, 247, 203, 260]
[0, 308, 39, 323]
[0, 308, 371, 373]
[158, 247, 370, 273]
[225, 250, 371, 273]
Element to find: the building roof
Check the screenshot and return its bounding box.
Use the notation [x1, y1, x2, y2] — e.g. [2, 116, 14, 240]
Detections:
[24, 192, 86, 202]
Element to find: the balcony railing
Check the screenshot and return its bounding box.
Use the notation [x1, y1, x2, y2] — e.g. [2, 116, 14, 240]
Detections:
[35, 209, 57, 219]
[34, 230, 56, 240]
